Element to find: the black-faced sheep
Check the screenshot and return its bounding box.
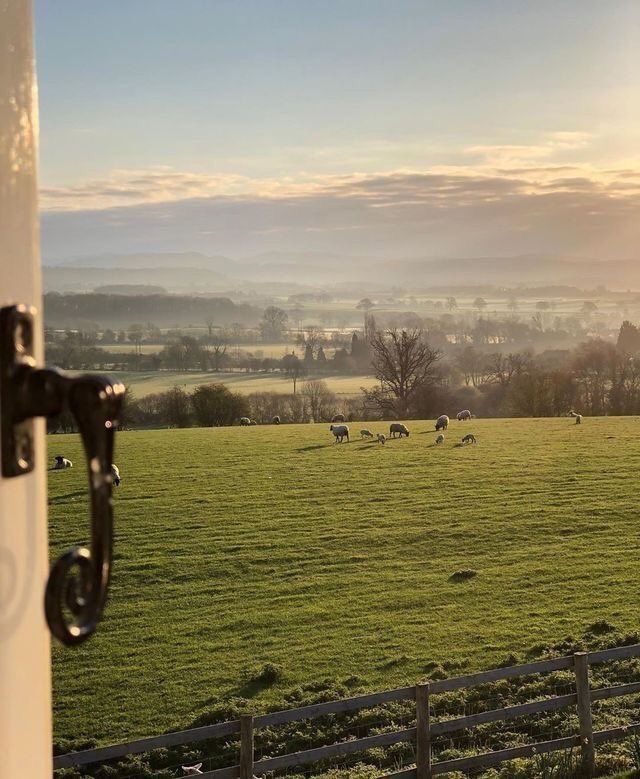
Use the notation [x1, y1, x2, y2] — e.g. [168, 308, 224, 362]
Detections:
[111, 464, 121, 487]
[360, 429, 374, 438]
[435, 414, 449, 431]
[53, 456, 73, 470]
[461, 433, 477, 444]
[389, 422, 410, 438]
[239, 417, 251, 426]
[435, 433, 445, 444]
[329, 424, 349, 443]
[331, 413, 345, 423]
[457, 410, 473, 421]
[272, 415, 281, 425]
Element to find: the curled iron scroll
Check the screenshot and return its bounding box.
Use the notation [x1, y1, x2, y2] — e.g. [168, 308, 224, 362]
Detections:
[44, 375, 124, 646]
[1, 305, 125, 646]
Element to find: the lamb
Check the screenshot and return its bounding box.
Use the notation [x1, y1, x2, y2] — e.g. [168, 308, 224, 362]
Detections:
[389, 422, 410, 438]
[182, 765, 203, 776]
[53, 456, 73, 470]
[435, 433, 445, 444]
[360, 429, 374, 439]
[250, 419, 258, 426]
[377, 433, 386, 445]
[331, 413, 345, 423]
[461, 433, 477, 444]
[435, 414, 449, 431]
[568, 410, 582, 424]
[272, 415, 281, 425]
[239, 417, 251, 426]
[111, 464, 121, 487]
[456, 410, 473, 421]
[329, 424, 350, 443]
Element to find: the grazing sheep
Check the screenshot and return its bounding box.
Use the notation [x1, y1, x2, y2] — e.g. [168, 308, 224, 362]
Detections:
[435, 433, 445, 444]
[457, 410, 473, 421]
[435, 414, 449, 431]
[360, 429, 374, 439]
[331, 413, 345, 423]
[377, 433, 386, 445]
[272, 415, 281, 425]
[461, 433, 477, 444]
[329, 424, 350, 443]
[111, 464, 121, 487]
[250, 419, 258, 426]
[182, 765, 203, 776]
[239, 417, 251, 426]
[568, 410, 583, 424]
[389, 422, 410, 438]
[53, 456, 73, 470]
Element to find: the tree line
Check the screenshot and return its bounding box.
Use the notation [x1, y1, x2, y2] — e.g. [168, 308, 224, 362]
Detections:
[362, 321, 640, 419]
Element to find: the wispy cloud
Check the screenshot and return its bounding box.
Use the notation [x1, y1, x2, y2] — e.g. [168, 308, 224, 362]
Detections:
[38, 131, 640, 260]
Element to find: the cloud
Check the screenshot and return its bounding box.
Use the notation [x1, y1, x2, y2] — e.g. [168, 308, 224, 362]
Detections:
[41, 165, 640, 261]
[38, 130, 640, 260]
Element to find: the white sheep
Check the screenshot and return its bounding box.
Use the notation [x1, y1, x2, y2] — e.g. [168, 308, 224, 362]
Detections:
[435, 433, 445, 444]
[53, 456, 73, 470]
[568, 410, 582, 424]
[329, 424, 350, 443]
[457, 410, 473, 421]
[389, 422, 410, 438]
[360, 429, 374, 439]
[377, 433, 386, 445]
[182, 764, 203, 776]
[111, 464, 121, 487]
[435, 414, 449, 431]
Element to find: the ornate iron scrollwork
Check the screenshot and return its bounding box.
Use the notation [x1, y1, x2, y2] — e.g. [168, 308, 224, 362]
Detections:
[1, 304, 124, 645]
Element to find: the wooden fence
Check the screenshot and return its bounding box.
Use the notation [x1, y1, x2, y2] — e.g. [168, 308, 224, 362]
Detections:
[54, 643, 640, 778]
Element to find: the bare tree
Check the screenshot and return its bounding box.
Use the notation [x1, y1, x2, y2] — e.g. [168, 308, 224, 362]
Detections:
[205, 316, 215, 340]
[473, 297, 488, 315]
[207, 335, 228, 372]
[282, 352, 303, 394]
[301, 379, 337, 422]
[366, 328, 441, 416]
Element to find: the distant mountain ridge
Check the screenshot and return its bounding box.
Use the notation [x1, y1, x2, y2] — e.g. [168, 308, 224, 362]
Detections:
[42, 251, 640, 293]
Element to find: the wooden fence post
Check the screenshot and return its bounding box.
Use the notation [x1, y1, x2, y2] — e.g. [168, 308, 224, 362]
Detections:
[416, 682, 431, 779]
[239, 713, 254, 779]
[574, 652, 595, 777]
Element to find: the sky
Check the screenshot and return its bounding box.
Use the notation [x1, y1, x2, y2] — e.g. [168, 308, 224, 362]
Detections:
[35, 0, 640, 261]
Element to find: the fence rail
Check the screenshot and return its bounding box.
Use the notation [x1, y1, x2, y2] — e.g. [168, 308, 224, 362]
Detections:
[54, 643, 640, 777]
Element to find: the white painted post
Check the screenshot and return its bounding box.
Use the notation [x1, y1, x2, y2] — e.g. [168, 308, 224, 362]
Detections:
[0, 2, 53, 776]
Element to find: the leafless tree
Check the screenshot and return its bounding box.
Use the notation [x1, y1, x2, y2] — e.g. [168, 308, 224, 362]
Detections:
[301, 379, 337, 422]
[366, 328, 441, 416]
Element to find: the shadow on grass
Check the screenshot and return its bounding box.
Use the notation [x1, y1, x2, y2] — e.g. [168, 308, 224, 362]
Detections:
[296, 443, 335, 452]
[48, 490, 86, 505]
[229, 663, 284, 699]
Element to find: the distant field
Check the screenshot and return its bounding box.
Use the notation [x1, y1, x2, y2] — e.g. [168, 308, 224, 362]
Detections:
[49, 417, 640, 745]
[106, 343, 301, 357]
[103, 370, 376, 397]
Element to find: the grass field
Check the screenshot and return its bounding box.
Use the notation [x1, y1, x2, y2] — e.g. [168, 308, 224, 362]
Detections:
[48, 417, 640, 747]
[106, 343, 302, 358]
[102, 370, 377, 397]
